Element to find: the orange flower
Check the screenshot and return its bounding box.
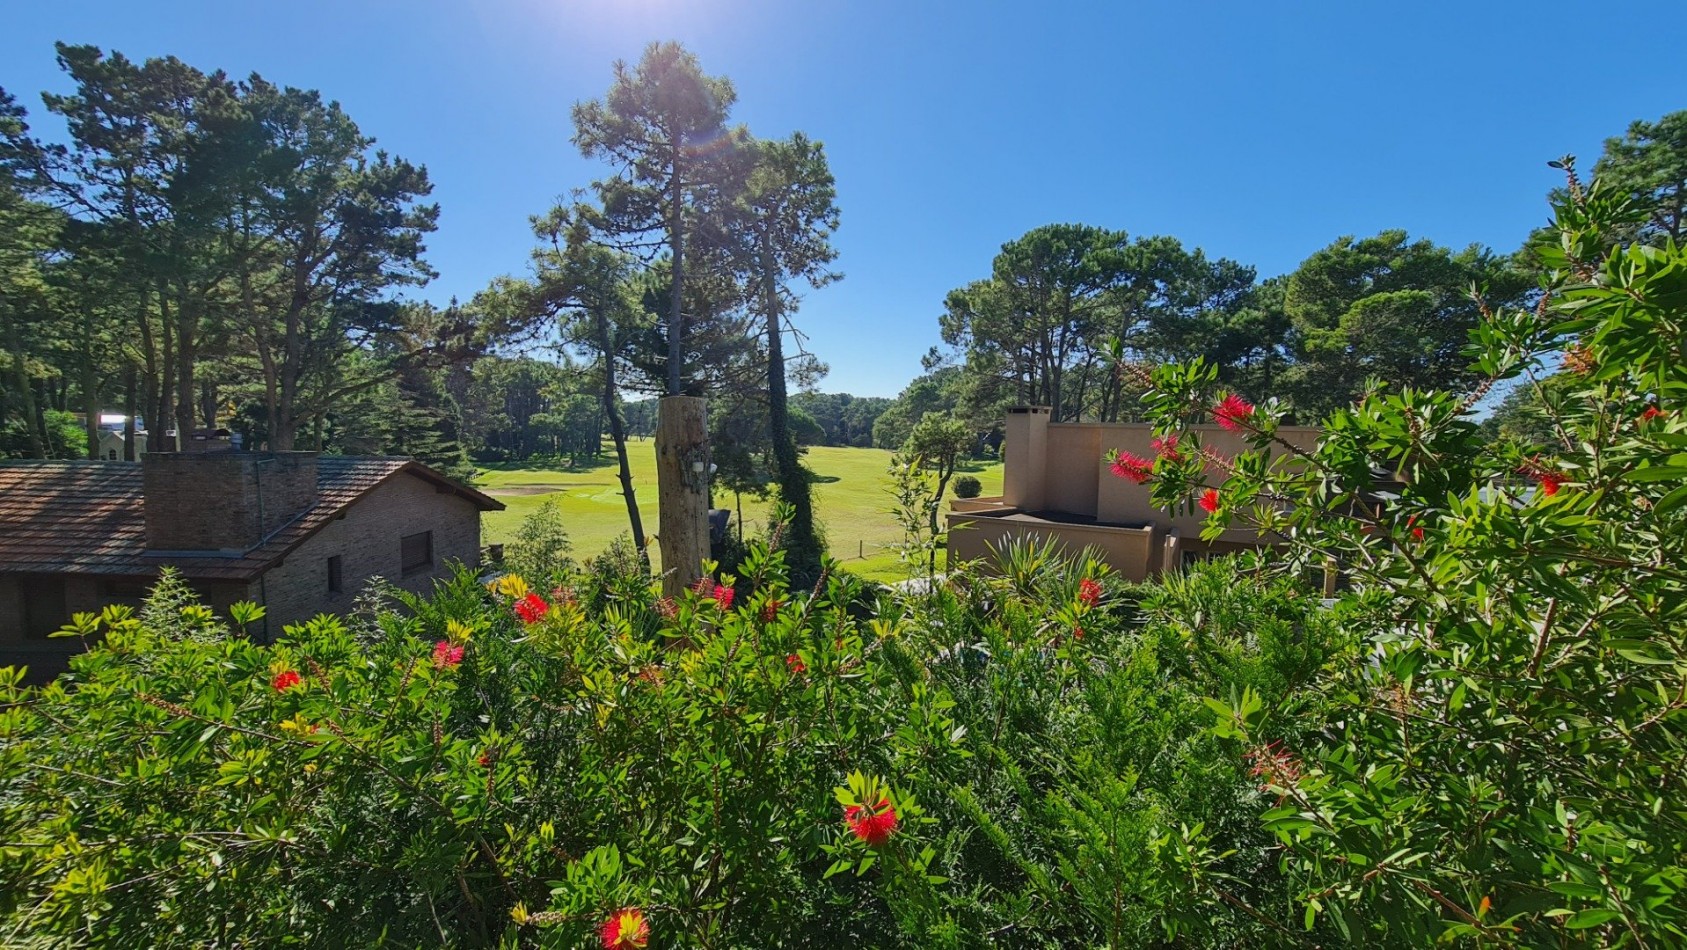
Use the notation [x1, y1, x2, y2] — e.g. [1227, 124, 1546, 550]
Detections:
[600, 907, 649, 949]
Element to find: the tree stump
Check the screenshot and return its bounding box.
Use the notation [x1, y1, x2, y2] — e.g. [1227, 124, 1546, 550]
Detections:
[656, 396, 710, 597]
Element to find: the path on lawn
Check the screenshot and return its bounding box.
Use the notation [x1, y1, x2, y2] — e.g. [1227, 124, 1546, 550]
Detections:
[477, 440, 1002, 584]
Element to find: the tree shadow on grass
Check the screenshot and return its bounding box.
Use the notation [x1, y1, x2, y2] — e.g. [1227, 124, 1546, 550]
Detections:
[477, 454, 622, 478]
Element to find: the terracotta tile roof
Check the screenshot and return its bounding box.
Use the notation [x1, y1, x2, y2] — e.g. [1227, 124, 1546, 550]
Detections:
[0, 456, 502, 581]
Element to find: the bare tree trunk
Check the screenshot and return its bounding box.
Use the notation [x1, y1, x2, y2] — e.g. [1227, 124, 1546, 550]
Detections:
[82, 361, 101, 460]
[173, 283, 197, 448]
[598, 314, 649, 568]
[656, 395, 709, 597]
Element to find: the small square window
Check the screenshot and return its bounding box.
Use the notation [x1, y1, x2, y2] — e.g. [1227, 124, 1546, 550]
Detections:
[327, 555, 343, 593]
[400, 531, 433, 575]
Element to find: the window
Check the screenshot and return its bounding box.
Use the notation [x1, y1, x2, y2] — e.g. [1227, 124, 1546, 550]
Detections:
[400, 531, 433, 575]
[327, 555, 344, 593]
[106, 449, 118, 460]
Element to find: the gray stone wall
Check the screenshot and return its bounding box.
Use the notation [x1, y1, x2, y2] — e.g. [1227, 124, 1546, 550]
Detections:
[254, 471, 483, 635]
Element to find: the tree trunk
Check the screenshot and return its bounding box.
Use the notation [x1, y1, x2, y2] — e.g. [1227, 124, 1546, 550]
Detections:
[598, 315, 649, 569]
[656, 395, 709, 597]
[761, 236, 822, 582]
[123, 366, 138, 461]
[82, 360, 101, 460]
[173, 283, 197, 448]
[666, 158, 685, 397]
[6, 315, 45, 458]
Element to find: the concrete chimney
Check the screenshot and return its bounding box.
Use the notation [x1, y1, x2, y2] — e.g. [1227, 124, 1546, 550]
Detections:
[142, 451, 319, 553]
[1002, 406, 1050, 512]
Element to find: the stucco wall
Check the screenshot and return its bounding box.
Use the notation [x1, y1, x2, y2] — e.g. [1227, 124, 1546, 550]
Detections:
[947, 511, 1159, 582]
[1044, 425, 1101, 518]
[254, 471, 483, 635]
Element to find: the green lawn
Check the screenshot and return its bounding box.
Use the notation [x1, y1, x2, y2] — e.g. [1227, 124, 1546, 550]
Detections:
[478, 440, 1002, 584]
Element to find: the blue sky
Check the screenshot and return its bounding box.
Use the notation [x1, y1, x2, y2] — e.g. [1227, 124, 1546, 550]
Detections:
[4, 1, 1683, 397]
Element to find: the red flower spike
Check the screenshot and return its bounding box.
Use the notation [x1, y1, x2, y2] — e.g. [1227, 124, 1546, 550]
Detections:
[1072, 624, 1084, 641]
[1406, 516, 1424, 542]
[786, 653, 806, 675]
[713, 584, 735, 610]
[477, 752, 492, 768]
[600, 908, 649, 950]
[272, 669, 302, 692]
[513, 592, 550, 624]
[653, 597, 677, 620]
[692, 575, 713, 597]
[433, 640, 464, 669]
[1109, 451, 1154, 484]
[1198, 488, 1221, 514]
[761, 598, 783, 623]
[1212, 393, 1255, 432]
[1518, 457, 1563, 497]
[1077, 577, 1102, 608]
[844, 797, 898, 847]
[1151, 433, 1183, 462]
[1640, 405, 1664, 425]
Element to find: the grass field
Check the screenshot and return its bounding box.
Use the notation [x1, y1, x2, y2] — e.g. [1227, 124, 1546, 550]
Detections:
[478, 440, 1002, 584]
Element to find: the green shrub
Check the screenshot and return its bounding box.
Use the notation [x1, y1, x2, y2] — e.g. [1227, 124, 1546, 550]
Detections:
[1141, 167, 1687, 945]
[1, 538, 1325, 946]
[952, 475, 982, 499]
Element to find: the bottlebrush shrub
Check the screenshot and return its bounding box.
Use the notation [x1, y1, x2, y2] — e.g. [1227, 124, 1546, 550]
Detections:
[0, 534, 1347, 945]
[1144, 168, 1687, 945]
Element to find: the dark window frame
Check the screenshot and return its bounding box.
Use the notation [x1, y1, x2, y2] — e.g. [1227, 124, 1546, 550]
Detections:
[400, 531, 433, 576]
[327, 555, 344, 593]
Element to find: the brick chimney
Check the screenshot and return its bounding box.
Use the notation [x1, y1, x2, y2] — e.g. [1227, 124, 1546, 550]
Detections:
[143, 450, 319, 553]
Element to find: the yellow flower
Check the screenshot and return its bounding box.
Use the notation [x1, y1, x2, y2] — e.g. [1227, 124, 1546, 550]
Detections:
[446, 619, 475, 644]
[489, 574, 530, 599]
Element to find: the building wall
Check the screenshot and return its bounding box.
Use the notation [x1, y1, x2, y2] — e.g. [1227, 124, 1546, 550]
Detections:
[1043, 425, 1101, 518]
[254, 472, 483, 635]
[947, 511, 1160, 581]
[0, 572, 247, 683]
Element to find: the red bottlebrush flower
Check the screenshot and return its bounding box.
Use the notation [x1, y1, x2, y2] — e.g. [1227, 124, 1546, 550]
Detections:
[1071, 624, 1084, 641]
[477, 752, 492, 768]
[1109, 451, 1154, 484]
[513, 592, 550, 624]
[600, 907, 650, 950]
[713, 584, 735, 610]
[433, 640, 464, 669]
[844, 797, 898, 847]
[1198, 488, 1221, 514]
[1518, 457, 1563, 497]
[1406, 516, 1424, 542]
[653, 597, 678, 620]
[1562, 343, 1595, 376]
[692, 575, 713, 597]
[1150, 433, 1183, 462]
[1244, 741, 1303, 792]
[1640, 405, 1664, 424]
[786, 653, 806, 675]
[1212, 393, 1255, 432]
[760, 598, 784, 623]
[272, 669, 302, 692]
[1077, 577, 1103, 608]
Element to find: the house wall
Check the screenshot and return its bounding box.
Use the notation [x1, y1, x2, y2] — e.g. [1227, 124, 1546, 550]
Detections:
[253, 472, 483, 635]
[0, 572, 247, 683]
[144, 451, 319, 552]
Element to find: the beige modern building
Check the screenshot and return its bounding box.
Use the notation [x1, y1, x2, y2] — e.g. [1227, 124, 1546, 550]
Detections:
[947, 407, 1320, 581]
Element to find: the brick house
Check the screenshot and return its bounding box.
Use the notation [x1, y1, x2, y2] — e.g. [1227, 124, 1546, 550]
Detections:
[0, 450, 504, 681]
